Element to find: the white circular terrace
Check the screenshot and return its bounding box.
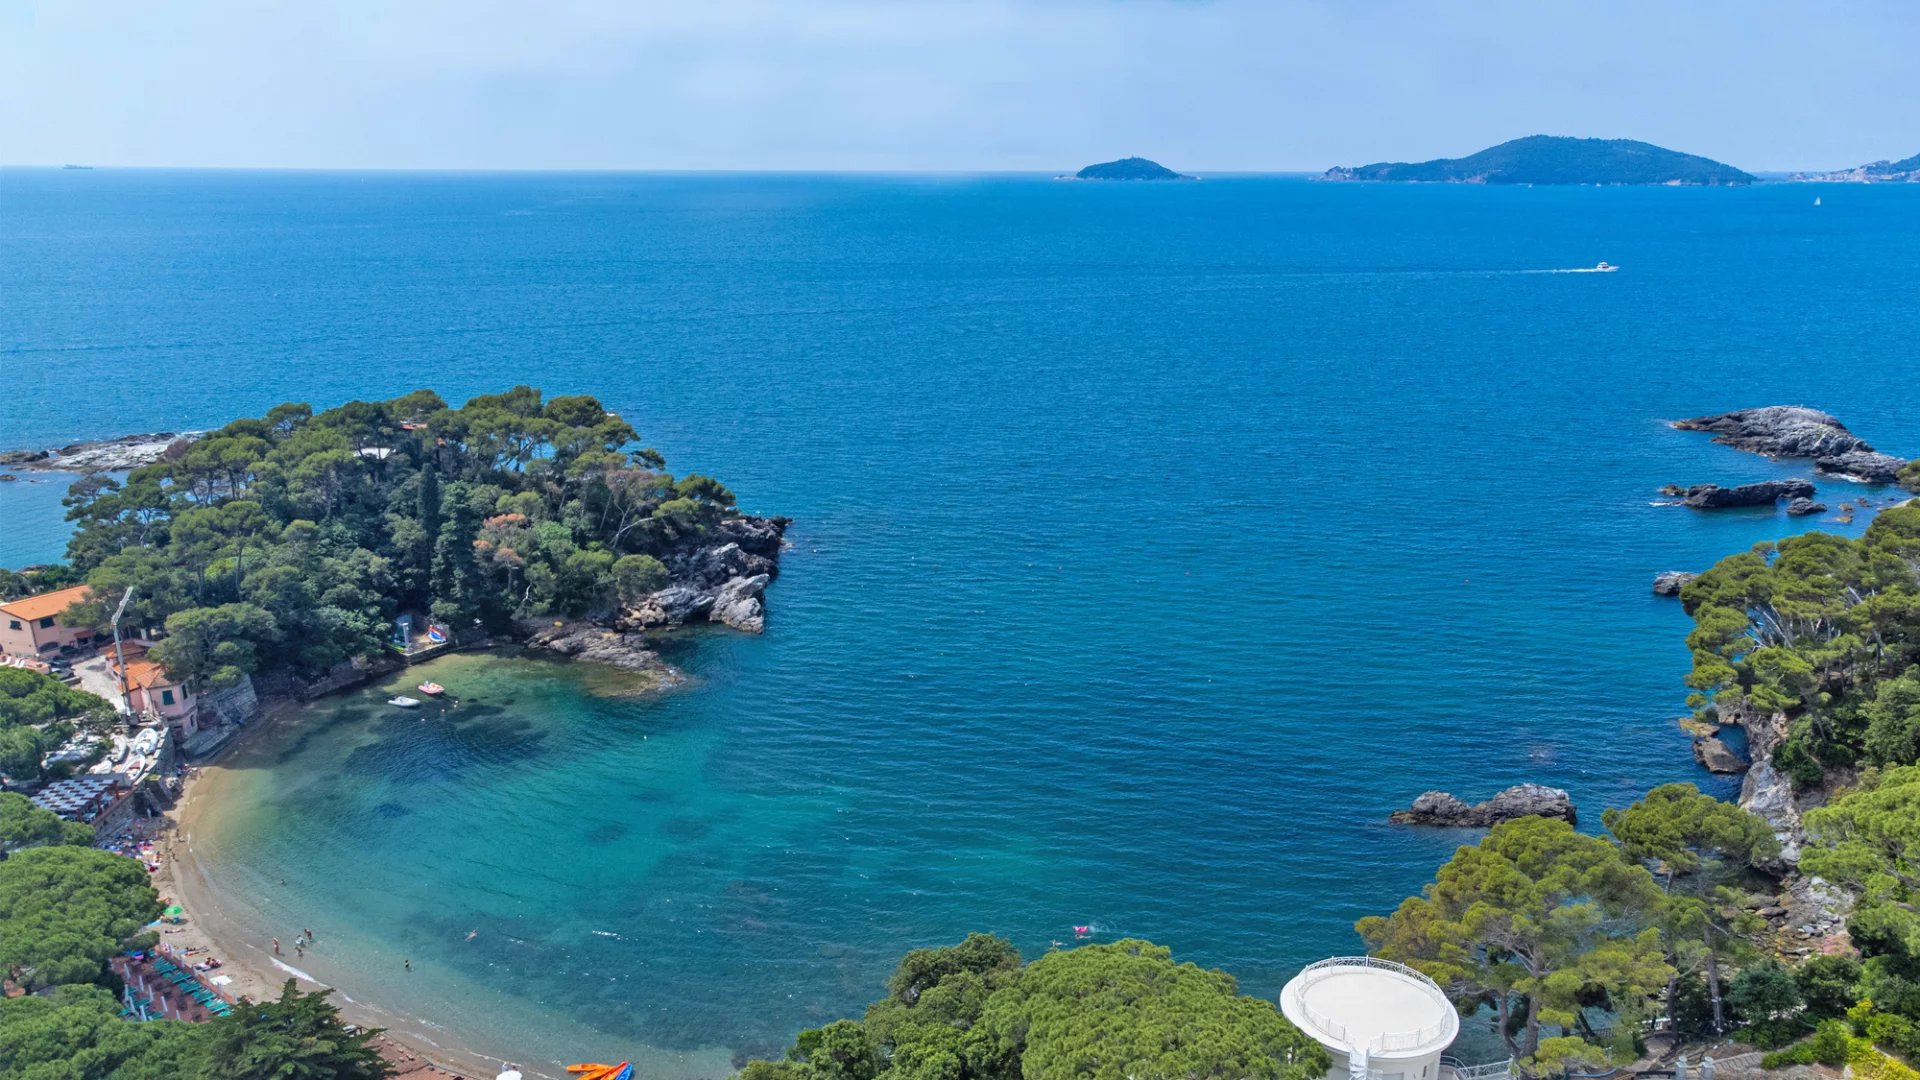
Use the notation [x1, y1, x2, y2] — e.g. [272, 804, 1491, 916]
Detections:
[1279, 957, 1460, 1061]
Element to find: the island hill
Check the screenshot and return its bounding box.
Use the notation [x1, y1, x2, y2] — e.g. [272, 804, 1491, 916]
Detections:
[1068, 156, 1192, 180]
[1322, 135, 1755, 186]
[12, 388, 787, 697]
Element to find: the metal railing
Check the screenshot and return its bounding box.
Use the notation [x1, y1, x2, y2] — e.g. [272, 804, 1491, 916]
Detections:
[1443, 1057, 1515, 1080]
[1286, 957, 1455, 1054]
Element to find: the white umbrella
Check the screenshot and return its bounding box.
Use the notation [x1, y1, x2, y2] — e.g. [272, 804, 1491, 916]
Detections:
[496, 1071, 523, 1080]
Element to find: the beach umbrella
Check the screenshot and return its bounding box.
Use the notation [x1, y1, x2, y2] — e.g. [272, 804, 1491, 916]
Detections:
[163, 905, 184, 916]
[496, 1071, 523, 1080]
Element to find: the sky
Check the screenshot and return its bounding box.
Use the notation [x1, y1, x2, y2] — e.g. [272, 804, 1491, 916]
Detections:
[1, 0, 1915, 172]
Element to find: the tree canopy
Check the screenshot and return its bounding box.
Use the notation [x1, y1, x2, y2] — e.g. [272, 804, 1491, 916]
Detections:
[0, 978, 392, 1080]
[1603, 783, 1778, 1034]
[0, 845, 160, 989]
[0, 983, 206, 1080]
[1680, 506, 1920, 786]
[1357, 816, 1670, 1071]
[53, 388, 742, 689]
[743, 935, 1329, 1080]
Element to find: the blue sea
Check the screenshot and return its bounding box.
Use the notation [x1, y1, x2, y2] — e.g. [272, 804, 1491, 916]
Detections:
[3, 169, 1917, 1077]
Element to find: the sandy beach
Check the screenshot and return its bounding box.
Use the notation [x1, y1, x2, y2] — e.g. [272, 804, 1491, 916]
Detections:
[151, 708, 535, 1080]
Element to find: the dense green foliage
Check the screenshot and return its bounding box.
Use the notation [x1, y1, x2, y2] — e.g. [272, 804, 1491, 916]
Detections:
[56, 388, 739, 688]
[1681, 507, 1920, 786]
[1603, 783, 1777, 1034]
[0, 845, 160, 989]
[0, 979, 390, 1080]
[0, 983, 205, 1080]
[197, 980, 390, 1080]
[743, 935, 1329, 1080]
[1804, 766, 1920, 1040]
[1329, 135, 1756, 185]
[0, 790, 94, 855]
[1900, 460, 1920, 495]
[1357, 816, 1670, 1071]
[0, 668, 116, 783]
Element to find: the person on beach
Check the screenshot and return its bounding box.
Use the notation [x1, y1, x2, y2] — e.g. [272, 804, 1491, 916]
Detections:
[303, 927, 312, 942]
[272, 938, 281, 955]
[295, 943, 304, 958]
[404, 958, 412, 971]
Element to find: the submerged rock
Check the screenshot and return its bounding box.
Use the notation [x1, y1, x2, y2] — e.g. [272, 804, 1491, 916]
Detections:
[1653, 571, 1698, 597]
[1673, 406, 1875, 458]
[1663, 478, 1816, 509]
[1786, 497, 1827, 517]
[1390, 783, 1576, 827]
[1693, 736, 1749, 773]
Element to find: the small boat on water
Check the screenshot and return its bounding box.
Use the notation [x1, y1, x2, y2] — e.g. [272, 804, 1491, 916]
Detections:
[417, 681, 446, 696]
[1593, 261, 1618, 272]
[388, 696, 422, 708]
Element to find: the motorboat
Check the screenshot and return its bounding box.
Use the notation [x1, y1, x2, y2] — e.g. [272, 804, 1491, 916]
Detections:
[1593, 261, 1618, 272]
[388, 696, 422, 708]
[417, 681, 446, 696]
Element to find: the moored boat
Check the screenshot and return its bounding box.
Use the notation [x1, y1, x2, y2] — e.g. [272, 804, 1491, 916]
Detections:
[417, 681, 445, 696]
[388, 696, 422, 708]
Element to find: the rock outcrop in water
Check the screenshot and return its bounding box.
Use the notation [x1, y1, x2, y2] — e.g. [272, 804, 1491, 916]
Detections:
[1815, 449, 1909, 484]
[523, 621, 681, 685]
[1672, 406, 1910, 483]
[1390, 783, 1576, 827]
[1652, 571, 1698, 596]
[625, 516, 790, 635]
[1660, 478, 1817, 509]
[1786, 497, 1827, 517]
[0, 431, 203, 472]
[1693, 735, 1749, 773]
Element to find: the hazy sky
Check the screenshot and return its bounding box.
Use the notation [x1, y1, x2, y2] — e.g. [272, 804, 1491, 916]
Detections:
[2, 0, 1914, 172]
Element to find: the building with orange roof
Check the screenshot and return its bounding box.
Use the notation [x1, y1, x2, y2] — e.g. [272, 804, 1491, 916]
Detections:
[116, 655, 201, 738]
[0, 584, 98, 659]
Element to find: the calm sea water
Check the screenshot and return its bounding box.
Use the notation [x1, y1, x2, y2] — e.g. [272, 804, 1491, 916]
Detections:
[4, 169, 1918, 1076]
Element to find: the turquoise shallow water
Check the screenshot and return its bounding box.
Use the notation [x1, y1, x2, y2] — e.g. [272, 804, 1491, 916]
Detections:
[3, 170, 1918, 1074]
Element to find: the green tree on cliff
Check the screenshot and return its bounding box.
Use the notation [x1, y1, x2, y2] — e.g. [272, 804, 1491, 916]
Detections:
[1680, 506, 1920, 785]
[1603, 783, 1778, 1034]
[1802, 765, 1920, 1024]
[743, 935, 1328, 1080]
[1357, 816, 1669, 1072]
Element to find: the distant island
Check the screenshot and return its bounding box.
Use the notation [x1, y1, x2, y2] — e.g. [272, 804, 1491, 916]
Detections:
[1321, 135, 1755, 186]
[1070, 156, 1191, 181]
[1790, 151, 1920, 183]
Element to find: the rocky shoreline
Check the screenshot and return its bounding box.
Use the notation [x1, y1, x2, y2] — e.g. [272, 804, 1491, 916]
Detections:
[0, 430, 203, 473]
[523, 514, 790, 678]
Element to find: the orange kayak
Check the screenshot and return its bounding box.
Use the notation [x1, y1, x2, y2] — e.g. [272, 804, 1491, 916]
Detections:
[567, 1065, 632, 1080]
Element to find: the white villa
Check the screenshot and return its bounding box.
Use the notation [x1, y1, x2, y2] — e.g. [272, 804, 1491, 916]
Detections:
[1281, 957, 1506, 1080]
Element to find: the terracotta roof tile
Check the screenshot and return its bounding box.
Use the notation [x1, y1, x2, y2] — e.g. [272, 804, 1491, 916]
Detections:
[0, 584, 94, 623]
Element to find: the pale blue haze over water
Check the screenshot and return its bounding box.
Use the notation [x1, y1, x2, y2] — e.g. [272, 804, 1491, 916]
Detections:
[2, 170, 1918, 1075]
